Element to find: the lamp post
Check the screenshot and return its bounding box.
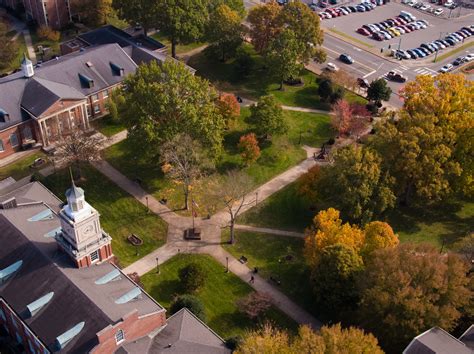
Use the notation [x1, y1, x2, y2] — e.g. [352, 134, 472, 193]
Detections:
[226, 257, 229, 273]
[255, 191, 258, 206]
[145, 196, 149, 213]
[156, 257, 160, 274]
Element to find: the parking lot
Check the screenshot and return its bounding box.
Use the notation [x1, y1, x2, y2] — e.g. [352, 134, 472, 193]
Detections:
[319, 1, 473, 52]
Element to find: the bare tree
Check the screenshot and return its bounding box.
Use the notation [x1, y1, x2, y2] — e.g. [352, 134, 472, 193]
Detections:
[210, 170, 254, 244]
[54, 128, 103, 179]
[237, 292, 272, 319]
[160, 134, 212, 210]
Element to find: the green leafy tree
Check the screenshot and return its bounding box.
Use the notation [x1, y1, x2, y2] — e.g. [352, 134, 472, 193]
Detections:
[358, 243, 472, 353]
[208, 0, 245, 18]
[311, 244, 364, 320]
[207, 4, 243, 61]
[367, 78, 392, 104]
[117, 60, 225, 158]
[156, 0, 209, 58]
[170, 294, 206, 321]
[112, 0, 156, 35]
[249, 95, 286, 140]
[179, 262, 207, 293]
[247, 1, 282, 54]
[234, 45, 254, 78]
[0, 22, 18, 70]
[265, 29, 303, 90]
[72, 0, 113, 27]
[318, 78, 343, 103]
[302, 146, 396, 223]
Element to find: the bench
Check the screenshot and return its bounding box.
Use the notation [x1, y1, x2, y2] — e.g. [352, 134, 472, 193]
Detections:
[239, 256, 248, 264]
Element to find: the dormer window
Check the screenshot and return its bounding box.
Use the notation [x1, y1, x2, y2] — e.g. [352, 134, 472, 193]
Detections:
[78, 73, 94, 89]
[110, 62, 125, 76]
[0, 109, 9, 123]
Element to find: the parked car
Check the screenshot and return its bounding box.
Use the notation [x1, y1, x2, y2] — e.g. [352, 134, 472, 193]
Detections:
[453, 56, 465, 65]
[357, 78, 370, 88]
[395, 50, 411, 59]
[386, 71, 407, 82]
[434, 8, 444, 15]
[407, 49, 419, 59]
[439, 63, 453, 73]
[357, 27, 371, 35]
[420, 4, 431, 10]
[413, 48, 426, 57]
[464, 53, 474, 62]
[339, 53, 354, 64]
[326, 62, 339, 71]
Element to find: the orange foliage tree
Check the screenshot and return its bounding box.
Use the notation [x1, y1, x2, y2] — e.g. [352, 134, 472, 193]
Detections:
[217, 93, 240, 129]
[331, 99, 353, 136]
[238, 133, 260, 165]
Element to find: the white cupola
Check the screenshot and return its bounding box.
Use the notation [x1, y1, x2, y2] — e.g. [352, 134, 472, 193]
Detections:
[21, 54, 34, 78]
[63, 172, 92, 222]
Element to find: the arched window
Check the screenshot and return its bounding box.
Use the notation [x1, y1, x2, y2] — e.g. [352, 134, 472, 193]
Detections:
[115, 329, 125, 344]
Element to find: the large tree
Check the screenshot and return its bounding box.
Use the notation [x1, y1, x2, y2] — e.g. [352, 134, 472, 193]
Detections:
[372, 74, 474, 205]
[0, 22, 18, 70]
[117, 60, 225, 158]
[358, 243, 472, 353]
[367, 78, 392, 104]
[247, 1, 282, 54]
[237, 323, 383, 354]
[301, 146, 396, 223]
[71, 0, 113, 27]
[156, 0, 209, 58]
[112, 0, 156, 35]
[248, 95, 286, 140]
[208, 0, 245, 18]
[207, 4, 244, 61]
[361, 221, 399, 259]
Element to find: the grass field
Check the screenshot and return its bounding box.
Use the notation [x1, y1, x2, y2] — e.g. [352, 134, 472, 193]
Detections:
[141, 254, 298, 339]
[41, 165, 168, 267]
[188, 44, 367, 110]
[0, 151, 48, 181]
[105, 108, 332, 215]
[327, 28, 374, 49]
[91, 115, 126, 137]
[1, 31, 27, 75]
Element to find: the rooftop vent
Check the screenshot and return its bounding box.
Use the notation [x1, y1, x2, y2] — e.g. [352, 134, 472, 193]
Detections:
[110, 62, 125, 76]
[55, 322, 85, 350]
[0, 109, 10, 123]
[95, 268, 121, 285]
[78, 73, 94, 89]
[28, 208, 54, 222]
[27, 292, 54, 317]
[0, 260, 23, 284]
[85, 61, 93, 67]
[0, 197, 17, 209]
[115, 287, 142, 304]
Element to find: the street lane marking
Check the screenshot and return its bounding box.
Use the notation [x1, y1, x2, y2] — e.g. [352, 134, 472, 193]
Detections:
[322, 45, 376, 72]
[363, 70, 376, 78]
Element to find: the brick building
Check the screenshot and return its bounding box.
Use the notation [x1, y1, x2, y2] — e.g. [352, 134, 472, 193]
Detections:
[1, 0, 71, 29]
[0, 180, 229, 353]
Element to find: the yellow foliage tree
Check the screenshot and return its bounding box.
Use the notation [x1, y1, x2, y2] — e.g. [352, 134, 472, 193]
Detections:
[362, 221, 399, 258]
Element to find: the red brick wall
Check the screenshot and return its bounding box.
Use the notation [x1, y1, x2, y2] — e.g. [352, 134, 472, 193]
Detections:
[87, 88, 113, 120]
[0, 121, 38, 159]
[24, 0, 46, 27]
[91, 310, 167, 354]
[22, 0, 71, 29]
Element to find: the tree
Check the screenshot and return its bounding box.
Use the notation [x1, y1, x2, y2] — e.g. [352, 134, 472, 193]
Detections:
[217, 93, 240, 129]
[301, 146, 396, 223]
[248, 95, 286, 140]
[372, 74, 474, 205]
[361, 221, 399, 258]
[37, 25, 61, 41]
[265, 29, 303, 90]
[106, 89, 125, 123]
[160, 134, 212, 210]
[156, 0, 209, 58]
[304, 208, 365, 267]
[237, 323, 383, 354]
[234, 45, 254, 78]
[208, 0, 246, 18]
[367, 78, 392, 104]
[117, 60, 225, 159]
[331, 99, 352, 136]
[238, 133, 260, 166]
[112, 0, 156, 35]
[237, 292, 272, 319]
[358, 243, 472, 352]
[247, 1, 282, 54]
[0, 22, 18, 70]
[311, 244, 364, 319]
[453, 233, 474, 264]
[207, 4, 243, 61]
[170, 294, 206, 321]
[209, 170, 254, 244]
[54, 128, 103, 179]
[71, 0, 113, 27]
[318, 78, 343, 103]
[179, 262, 207, 293]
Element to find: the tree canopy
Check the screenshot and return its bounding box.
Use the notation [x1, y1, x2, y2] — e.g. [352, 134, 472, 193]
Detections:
[170, 294, 206, 321]
[0, 22, 18, 70]
[117, 60, 225, 158]
[207, 4, 243, 61]
[367, 78, 392, 103]
[112, 0, 156, 35]
[249, 95, 286, 139]
[247, 1, 282, 54]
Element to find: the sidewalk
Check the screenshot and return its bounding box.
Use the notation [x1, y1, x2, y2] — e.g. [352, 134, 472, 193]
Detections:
[234, 224, 305, 238]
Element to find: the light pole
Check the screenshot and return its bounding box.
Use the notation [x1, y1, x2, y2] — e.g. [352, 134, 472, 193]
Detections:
[156, 257, 160, 274]
[226, 257, 229, 273]
[145, 196, 149, 213]
[255, 191, 258, 206]
[433, 32, 443, 63]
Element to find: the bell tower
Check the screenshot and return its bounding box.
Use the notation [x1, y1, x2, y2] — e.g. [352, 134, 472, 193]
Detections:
[56, 172, 113, 268]
[21, 54, 34, 78]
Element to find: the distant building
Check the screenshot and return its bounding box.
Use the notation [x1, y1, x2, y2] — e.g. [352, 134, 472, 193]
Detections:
[403, 326, 474, 354]
[0, 179, 229, 353]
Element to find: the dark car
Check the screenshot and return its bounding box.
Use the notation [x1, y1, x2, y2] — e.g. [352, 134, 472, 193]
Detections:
[339, 53, 354, 64]
[453, 56, 465, 65]
[386, 71, 407, 82]
[357, 78, 370, 88]
[406, 49, 419, 59]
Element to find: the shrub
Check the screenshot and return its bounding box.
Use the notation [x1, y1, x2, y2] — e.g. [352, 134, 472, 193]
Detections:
[178, 262, 207, 293]
[37, 25, 60, 42]
[170, 294, 206, 322]
[217, 93, 240, 129]
[238, 133, 260, 165]
[237, 292, 272, 319]
[225, 336, 242, 350]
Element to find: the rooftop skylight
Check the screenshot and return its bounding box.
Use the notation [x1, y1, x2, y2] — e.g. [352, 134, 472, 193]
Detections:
[115, 287, 142, 304]
[27, 292, 54, 317]
[0, 260, 23, 284]
[55, 322, 85, 350]
[95, 268, 121, 285]
[28, 209, 54, 222]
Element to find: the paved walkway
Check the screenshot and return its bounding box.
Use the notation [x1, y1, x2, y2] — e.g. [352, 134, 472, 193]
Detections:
[240, 97, 331, 115]
[22, 29, 36, 64]
[234, 224, 305, 238]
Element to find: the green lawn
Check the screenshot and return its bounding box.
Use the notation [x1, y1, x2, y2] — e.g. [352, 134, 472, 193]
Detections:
[1, 31, 27, 75]
[222, 231, 317, 317]
[30, 31, 61, 60]
[188, 44, 367, 110]
[91, 115, 126, 137]
[40, 165, 168, 267]
[141, 254, 298, 339]
[151, 32, 206, 56]
[105, 108, 332, 215]
[0, 151, 48, 181]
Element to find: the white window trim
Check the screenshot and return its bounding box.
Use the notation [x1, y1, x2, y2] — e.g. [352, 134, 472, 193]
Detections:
[90, 250, 100, 263]
[93, 104, 101, 114]
[0, 140, 4, 153]
[10, 133, 19, 147]
[92, 94, 100, 102]
[115, 329, 125, 344]
[103, 89, 109, 98]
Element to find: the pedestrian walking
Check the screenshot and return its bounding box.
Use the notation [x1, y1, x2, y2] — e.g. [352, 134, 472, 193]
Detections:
[250, 275, 255, 284]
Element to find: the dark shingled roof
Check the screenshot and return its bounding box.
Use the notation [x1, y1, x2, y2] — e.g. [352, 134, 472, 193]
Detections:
[0, 215, 110, 353]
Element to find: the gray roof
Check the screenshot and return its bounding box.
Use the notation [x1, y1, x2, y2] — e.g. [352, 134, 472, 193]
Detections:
[461, 325, 474, 350]
[403, 327, 473, 354]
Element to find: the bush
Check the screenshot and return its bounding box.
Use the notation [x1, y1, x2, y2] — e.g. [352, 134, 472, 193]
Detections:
[178, 262, 207, 293]
[237, 292, 272, 319]
[37, 25, 60, 42]
[225, 336, 242, 350]
[170, 294, 206, 322]
[234, 45, 254, 78]
[238, 133, 260, 165]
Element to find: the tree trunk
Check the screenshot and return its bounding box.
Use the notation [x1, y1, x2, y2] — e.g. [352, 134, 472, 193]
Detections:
[221, 46, 225, 62]
[171, 37, 177, 58]
[143, 26, 148, 37]
[403, 181, 414, 206]
[229, 219, 235, 244]
[279, 80, 284, 91]
[184, 185, 189, 210]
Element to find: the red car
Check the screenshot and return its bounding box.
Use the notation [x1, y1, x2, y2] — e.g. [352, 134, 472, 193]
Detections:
[357, 27, 371, 35]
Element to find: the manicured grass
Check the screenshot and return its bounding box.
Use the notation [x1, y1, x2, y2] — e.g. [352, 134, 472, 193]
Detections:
[222, 231, 317, 317]
[151, 32, 206, 56]
[0, 151, 48, 181]
[327, 28, 374, 49]
[434, 41, 474, 63]
[30, 31, 61, 60]
[41, 165, 168, 267]
[188, 44, 367, 110]
[1, 31, 27, 75]
[141, 254, 298, 338]
[104, 108, 332, 215]
[91, 115, 126, 137]
[238, 182, 313, 233]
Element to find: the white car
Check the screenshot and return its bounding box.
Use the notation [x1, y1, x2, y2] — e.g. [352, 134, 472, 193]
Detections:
[420, 4, 431, 10]
[465, 53, 474, 62]
[439, 63, 453, 73]
[434, 8, 444, 15]
[326, 62, 339, 72]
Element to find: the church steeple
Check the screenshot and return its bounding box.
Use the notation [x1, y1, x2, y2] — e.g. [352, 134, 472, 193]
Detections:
[65, 169, 85, 213]
[21, 54, 34, 78]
